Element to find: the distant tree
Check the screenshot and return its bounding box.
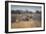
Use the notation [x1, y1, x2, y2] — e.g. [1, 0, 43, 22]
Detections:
[29, 11, 32, 14]
[11, 10, 21, 14]
[25, 10, 33, 14]
[25, 10, 29, 13]
[36, 10, 41, 14]
[11, 10, 15, 14]
[15, 10, 21, 14]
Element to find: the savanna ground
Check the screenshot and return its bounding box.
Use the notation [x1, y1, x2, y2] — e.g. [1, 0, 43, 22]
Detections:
[11, 14, 41, 28]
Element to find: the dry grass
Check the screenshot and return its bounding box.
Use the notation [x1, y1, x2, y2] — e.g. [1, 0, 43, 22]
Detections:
[11, 19, 41, 28]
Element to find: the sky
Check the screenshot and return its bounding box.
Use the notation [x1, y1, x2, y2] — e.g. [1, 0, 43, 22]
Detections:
[11, 5, 41, 12]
